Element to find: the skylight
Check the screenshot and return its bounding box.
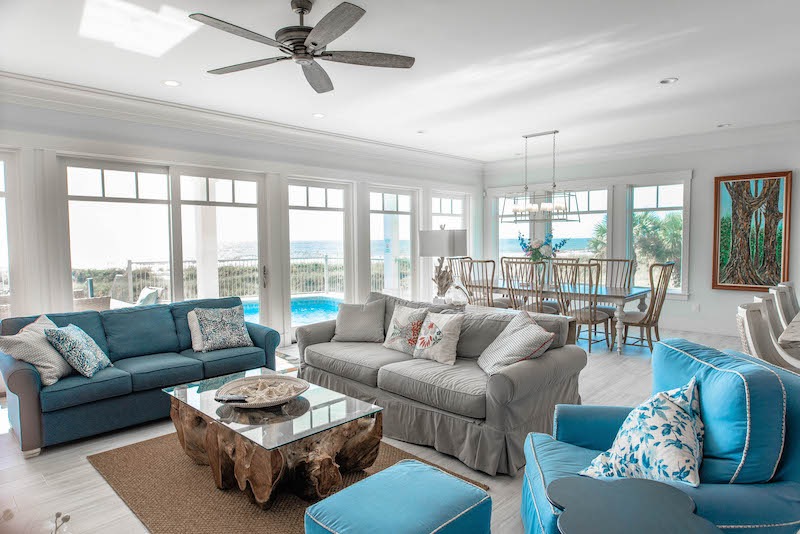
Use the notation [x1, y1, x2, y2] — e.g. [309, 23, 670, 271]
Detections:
[79, 0, 199, 57]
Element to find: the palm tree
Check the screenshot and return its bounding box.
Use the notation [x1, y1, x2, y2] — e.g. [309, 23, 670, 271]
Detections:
[588, 215, 607, 257]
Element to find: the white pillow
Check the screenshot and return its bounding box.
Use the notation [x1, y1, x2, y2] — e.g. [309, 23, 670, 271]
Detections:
[384, 305, 427, 355]
[332, 300, 385, 342]
[413, 312, 464, 365]
[0, 315, 73, 386]
[477, 312, 555, 375]
[187, 310, 204, 352]
[580, 377, 705, 487]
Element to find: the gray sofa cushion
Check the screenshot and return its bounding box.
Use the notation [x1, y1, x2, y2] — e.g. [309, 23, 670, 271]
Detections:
[457, 310, 569, 359]
[305, 342, 412, 387]
[332, 300, 385, 342]
[377, 359, 488, 419]
[367, 292, 465, 335]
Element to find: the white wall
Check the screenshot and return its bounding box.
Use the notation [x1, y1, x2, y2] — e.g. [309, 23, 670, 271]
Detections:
[484, 122, 800, 337]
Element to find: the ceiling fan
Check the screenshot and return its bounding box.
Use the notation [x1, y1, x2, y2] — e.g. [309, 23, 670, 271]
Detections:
[189, 0, 415, 94]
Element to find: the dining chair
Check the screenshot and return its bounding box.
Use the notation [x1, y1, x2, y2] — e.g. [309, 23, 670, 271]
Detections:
[462, 259, 510, 309]
[542, 257, 579, 312]
[552, 262, 608, 352]
[590, 258, 633, 334]
[769, 286, 797, 329]
[447, 256, 472, 299]
[737, 301, 800, 370]
[501, 258, 556, 313]
[611, 262, 674, 351]
[754, 293, 785, 337]
[778, 281, 800, 317]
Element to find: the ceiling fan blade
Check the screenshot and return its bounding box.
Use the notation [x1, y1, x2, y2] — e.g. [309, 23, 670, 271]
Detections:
[208, 56, 290, 75]
[190, 13, 286, 50]
[319, 51, 415, 68]
[304, 2, 365, 51]
[302, 61, 334, 93]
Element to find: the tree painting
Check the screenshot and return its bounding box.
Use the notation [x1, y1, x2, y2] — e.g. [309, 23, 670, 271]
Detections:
[713, 172, 792, 291]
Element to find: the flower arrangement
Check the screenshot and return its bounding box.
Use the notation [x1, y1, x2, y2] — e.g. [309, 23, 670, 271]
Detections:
[518, 233, 568, 261]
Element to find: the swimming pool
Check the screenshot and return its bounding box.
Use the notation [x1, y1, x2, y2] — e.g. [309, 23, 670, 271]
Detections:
[242, 295, 343, 326]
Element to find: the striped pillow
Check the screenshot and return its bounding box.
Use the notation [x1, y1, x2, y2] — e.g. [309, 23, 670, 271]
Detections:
[477, 312, 555, 375]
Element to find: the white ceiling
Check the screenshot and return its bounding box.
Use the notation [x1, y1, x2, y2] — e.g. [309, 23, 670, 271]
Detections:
[2, 0, 800, 162]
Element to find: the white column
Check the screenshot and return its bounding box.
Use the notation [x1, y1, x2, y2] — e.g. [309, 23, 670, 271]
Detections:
[195, 205, 218, 298]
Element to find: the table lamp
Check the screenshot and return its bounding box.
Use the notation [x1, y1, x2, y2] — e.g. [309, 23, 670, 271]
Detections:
[419, 228, 468, 299]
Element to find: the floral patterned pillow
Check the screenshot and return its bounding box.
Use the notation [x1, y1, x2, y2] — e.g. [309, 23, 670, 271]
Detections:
[45, 324, 112, 378]
[194, 305, 254, 352]
[413, 312, 464, 365]
[383, 305, 427, 355]
[580, 377, 704, 487]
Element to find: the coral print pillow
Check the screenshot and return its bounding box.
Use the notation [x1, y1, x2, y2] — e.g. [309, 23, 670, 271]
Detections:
[384, 305, 427, 355]
[580, 377, 704, 487]
[194, 305, 254, 352]
[413, 312, 464, 365]
[45, 324, 112, 378]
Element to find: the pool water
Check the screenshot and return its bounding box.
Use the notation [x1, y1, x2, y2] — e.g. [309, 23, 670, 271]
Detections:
[242, 296, 343, 326]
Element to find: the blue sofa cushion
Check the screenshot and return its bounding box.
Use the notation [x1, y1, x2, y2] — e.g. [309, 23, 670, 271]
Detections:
[101, 305, 179, 360]
[170, 297, 242, 351]
[180, 346, 265, 378]
[40, 367, 132, 412]
[653, 339, 786, 484]
[305, 459, 491, 534]
[522, 433, 601, 534]
[1, 311, 109, 355]
[113, 353, 202, 391]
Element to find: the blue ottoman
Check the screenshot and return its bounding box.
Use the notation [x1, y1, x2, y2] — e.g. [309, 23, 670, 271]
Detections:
[304, 459, 492, 534]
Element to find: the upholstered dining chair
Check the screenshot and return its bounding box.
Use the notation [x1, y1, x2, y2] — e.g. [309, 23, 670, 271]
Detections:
[611, 262, 674, 351]
[778, 281, 800, 317]
[552, 262, 608, 352]
[737, 301, 800, 370]
[501, 257, 556, 313]
[462, 259, 510, 308]
[447, 256, 472, 298]
[769, 285, 797, 329]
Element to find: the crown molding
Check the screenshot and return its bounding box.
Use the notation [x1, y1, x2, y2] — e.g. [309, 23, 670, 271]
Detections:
[0, 71, 483, 174]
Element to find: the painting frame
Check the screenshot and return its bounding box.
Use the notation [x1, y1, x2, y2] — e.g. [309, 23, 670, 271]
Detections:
[712, 171, 792, 291]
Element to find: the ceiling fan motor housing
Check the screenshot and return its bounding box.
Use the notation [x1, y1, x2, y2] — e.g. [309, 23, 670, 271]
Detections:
[291, 0, 314, 15]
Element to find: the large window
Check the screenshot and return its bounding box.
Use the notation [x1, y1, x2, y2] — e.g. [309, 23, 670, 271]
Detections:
[551, 189, 608, 260]
[179, 172, 260, 322]
[432, 193, 466, 230]
[370, 190, 414, 298]
[0, 160, 10, 319]
[629, 184, 684, 290]
[288, 182, 347, 326]
[67, 162, 171, 311]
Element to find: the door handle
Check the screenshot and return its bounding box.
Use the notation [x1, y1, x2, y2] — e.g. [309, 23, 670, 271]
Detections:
[262, 265, 269, 288]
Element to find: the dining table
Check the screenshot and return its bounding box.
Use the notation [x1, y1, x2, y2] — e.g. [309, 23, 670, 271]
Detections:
[492, 281, 652, 355]
[777, 314, 800, 351]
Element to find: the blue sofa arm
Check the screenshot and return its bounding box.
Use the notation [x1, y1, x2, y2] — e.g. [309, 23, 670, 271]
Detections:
[0, 351, 44, 452]
[246, 322, 281, 370]
[553, 404, 633, 450]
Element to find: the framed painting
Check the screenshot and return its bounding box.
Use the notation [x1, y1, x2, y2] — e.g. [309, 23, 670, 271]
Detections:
[713, 171, 792, 291]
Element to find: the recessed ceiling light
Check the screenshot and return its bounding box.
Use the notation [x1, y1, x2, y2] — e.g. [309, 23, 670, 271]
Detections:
[717, 123, 732, 128]
[416, 130, 427, 134]
[162, 80, 181, 87]
[659, 77, 679, 85]
[312, 113, 326, 119]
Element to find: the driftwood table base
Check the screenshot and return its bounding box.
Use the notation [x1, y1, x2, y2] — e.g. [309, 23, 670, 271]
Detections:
[169, 396, 382, 509]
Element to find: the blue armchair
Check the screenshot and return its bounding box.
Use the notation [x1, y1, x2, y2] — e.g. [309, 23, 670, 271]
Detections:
[522, 339, 800, 534]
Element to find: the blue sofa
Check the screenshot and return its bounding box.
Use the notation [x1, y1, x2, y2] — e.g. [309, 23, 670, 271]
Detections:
[522, 339, 800, 533]
[0, 297, 280, 456]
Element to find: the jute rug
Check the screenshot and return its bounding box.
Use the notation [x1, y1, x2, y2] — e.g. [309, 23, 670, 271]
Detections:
[88, 433, 488, 534]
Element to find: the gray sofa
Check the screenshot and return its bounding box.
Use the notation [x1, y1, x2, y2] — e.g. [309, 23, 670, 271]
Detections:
[296, 292, 587, 476]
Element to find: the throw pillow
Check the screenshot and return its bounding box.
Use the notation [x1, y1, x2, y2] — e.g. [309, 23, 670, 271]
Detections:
[0, 315, 73, 386]
[332, 299, 385, 342]
[383, 305, 427, 355]
[187, 310, 204, 352]
[413, 312, 464, 365]
[580, 377, 705, 487]
[194, 305, 254, 352]
[135, 287, 161, 306]
[477, 312, 555, 375]
[45, 324, 112, 378]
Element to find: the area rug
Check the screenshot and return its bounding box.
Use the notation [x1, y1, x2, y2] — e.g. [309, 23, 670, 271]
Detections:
[88, 433, 488, 534]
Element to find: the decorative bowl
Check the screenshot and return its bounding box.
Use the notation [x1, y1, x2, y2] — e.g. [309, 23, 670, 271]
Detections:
[215, 375, 310, 409]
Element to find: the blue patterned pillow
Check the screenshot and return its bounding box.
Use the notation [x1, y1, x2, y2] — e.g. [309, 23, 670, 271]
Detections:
[580, 377, 704, 487]
[45, 324, 112, 378]
[194, 305, 254, 352]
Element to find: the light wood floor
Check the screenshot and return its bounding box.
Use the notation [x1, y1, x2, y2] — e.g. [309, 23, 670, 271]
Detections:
[0, 330, 740, 534]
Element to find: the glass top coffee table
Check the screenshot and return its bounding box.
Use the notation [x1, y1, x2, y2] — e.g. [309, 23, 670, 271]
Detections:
[163, 368, 383, 508]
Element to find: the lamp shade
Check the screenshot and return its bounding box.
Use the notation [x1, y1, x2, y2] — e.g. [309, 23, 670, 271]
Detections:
[419, 229, 468, 258]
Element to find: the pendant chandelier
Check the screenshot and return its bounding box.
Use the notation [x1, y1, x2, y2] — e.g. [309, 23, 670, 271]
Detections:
[500, 130, 580, 225]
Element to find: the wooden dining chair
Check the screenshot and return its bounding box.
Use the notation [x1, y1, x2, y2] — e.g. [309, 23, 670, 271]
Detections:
[462, 259, 510, 308]
[589, 258, 633, 334]
[611, 262, 674, 351]
[738, 301, 800, 370]
[447, 256, 472, 298]
[502, 258, 556, 313]
[552, 262, 609, 352]
[542, 257, 579, 312]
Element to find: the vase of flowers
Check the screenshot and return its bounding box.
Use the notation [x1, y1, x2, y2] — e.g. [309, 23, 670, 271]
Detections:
[518, 233, 568, 261]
